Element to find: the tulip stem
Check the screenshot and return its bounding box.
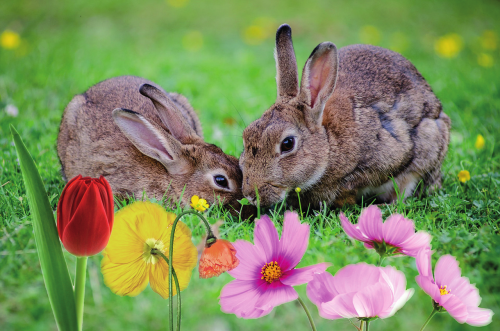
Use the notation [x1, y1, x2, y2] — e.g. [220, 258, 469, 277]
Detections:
[419, 307, 438, 331]
[74, 256, 87, 331]
[168, 210, 215, 331]
[153, 250, 182, 331]
[297, 296, 317, 331]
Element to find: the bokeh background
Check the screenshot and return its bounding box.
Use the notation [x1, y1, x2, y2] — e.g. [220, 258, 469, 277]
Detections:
[1, 0, 499, 330]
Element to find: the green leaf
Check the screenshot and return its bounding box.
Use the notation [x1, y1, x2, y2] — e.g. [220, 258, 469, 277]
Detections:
[238, 198, 250, 206]
[10, 126, 78, 331]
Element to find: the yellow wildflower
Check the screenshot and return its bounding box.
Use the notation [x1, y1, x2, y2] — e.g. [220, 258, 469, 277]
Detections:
[475, 134, 485, 149]
[1, 30, 21, 50]
[480, 30, 497, 50]
[182, 31, 203, 51]
[101, 201, 197, 298]
[191, 195, 209, 212]
[458, 170, 471, 183]
[477, 53, 494, 68]
[242, 17, 274, 45]
[295, 187, 301, 193]
[435, 34, 463, 58]
[360, 26, 381, 45]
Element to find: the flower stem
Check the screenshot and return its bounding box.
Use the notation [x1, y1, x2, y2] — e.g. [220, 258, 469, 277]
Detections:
[154, 250, 182, 331]
[297, 296, 317, 331]
[365, 320, 370, 331]
[296, 191, 303, 219]
[378, 255, 385, 267]
[168, 210, 214, 331]
[359, 320, 365, 331]
[419, 307, 438, 331]
[74, 256, 87, 331]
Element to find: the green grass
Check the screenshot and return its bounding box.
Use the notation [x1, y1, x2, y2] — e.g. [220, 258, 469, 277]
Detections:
[1, 0, 499, 330]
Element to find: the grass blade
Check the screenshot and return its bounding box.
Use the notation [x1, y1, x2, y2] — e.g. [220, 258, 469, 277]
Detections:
[10, 125, 78, 331]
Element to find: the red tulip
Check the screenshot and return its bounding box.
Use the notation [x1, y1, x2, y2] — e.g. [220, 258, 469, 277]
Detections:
[57, 175, 114, 256]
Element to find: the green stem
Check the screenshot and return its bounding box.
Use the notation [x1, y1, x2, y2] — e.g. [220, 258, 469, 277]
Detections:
[359, 320, 365, 331]
[153, 250, 182, 331]
[296, 191, 303, 219]
[366, 320, 370, 331]
[74, 256, 87, 331]
[168, 210, 214, 331]
[419, 307, 438, 331]
[297, 296, 317, 331]
[378, 255, 385, 267]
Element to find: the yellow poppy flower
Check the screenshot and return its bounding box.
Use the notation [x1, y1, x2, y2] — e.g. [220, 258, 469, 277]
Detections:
[101, 201, 197, 298]
[1, 30, 21, 50]
[475, 134, 485, 149]
[435, 34, 463, 58]
[458, 170, 471, 183]
[190, 195, 209, 212]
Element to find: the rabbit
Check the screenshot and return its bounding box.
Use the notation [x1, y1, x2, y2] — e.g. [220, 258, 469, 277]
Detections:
[57, 75, 255, 219]
[239, 24, 451, 209]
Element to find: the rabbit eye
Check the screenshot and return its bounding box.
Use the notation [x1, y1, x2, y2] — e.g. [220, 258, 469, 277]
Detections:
[214, 175, 229, 189]
[280, 136, 295, 153]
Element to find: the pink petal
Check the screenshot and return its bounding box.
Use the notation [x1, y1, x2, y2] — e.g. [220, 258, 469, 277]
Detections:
[399, 232, 432, 257]
[382, 214, 415, 247]
[253, 215, 280, 263]
[228, 239, 266, 280]
[307, 272, 342, 319]
[364, 242, 374, 249]
[332, 263, 380, 295]
[219, 279, 267, 318]
[438, 294, 468, 323]
[340, 212, 365, 242]
[416, 246, 433, 279]
[358, 205, 383, 242]
[254, 281, 298, 311]
[322, 292, 357, 318]
[434, 255, 461, 289]
[280, 263, 331, 286]
[448, 276, 480, 307]
[380, 266, 407, 303]
[353, 282, 394, 318]
[277, 211, 310, 271]
[415, 275, 440, 302]
[380, 288, 414, 319]
[465, 307, 493, 326]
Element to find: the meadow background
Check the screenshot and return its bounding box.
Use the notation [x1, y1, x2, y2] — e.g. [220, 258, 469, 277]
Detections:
[1, 0, 499, 330]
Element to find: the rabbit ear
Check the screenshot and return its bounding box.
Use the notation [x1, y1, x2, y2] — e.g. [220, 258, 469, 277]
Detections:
[298, 42, 339, 124]
[275, 24, 299, 101]
[139, 84, 200, 144]
[113, 108, 189, 175]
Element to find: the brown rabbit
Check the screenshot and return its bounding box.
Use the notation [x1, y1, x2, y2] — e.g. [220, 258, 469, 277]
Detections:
[58, 75, 254, 218]
[240, 24, 451, 208]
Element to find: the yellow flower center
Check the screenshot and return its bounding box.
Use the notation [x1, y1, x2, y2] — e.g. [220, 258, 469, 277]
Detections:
[142, 238, 165, 264]
[261, 261, 282, 283]
[439, 285, 450, 296]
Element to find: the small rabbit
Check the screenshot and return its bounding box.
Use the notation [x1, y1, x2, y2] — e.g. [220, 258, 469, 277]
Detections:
[58, 75, 254, 218]
[240, 24, 450, 208]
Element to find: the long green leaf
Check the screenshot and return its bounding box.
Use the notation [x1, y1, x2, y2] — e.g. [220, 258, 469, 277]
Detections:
[11, 126, 78, 331]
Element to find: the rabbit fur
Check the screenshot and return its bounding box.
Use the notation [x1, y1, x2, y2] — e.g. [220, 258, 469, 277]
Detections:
[240, 24, 451, 208]
[58, 75, 253, 217]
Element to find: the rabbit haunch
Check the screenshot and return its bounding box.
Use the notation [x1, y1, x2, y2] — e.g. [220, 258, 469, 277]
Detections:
[57, 76, 250, 215]
[240, 24, 450, 208]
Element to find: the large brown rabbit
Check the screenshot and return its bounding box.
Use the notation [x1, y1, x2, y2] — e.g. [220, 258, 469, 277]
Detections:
[58, 75, 254, 218]
[240, 24, 450, 208]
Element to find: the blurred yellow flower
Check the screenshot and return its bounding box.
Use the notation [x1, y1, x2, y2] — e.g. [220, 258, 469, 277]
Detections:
[475, 134, 485, 149]
[295, 187, 301, 193]
[1, 30, 21, 50]
[242, 17, 274, 45]
[101, 201, 197, 298]
[166, 0, 188, 8]
[435, 34, 463, 58]
[480, 30, 497, 50]
[477, 53, 494, 68]
[360, 26, 381, 45]
[191, 195, 209, 212]
[458, 170, 471, 183]
[182, 31, 203, 51]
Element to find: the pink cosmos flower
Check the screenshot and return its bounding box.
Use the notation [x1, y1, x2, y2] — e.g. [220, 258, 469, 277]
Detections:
[415, 247, 493, 326]
[219, 212, 330, 318]
[307, 263, 414, 320]
[341, 205, 431, 257]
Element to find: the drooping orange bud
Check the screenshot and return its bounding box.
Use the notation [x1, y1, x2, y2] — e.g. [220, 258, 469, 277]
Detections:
[199, 239, 239, 278]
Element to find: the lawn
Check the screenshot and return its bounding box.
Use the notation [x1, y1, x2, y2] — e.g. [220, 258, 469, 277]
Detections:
[1, 0, 499, 330]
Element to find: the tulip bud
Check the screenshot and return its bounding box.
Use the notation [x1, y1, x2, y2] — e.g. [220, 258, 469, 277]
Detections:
[57, 175, 114, 256]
